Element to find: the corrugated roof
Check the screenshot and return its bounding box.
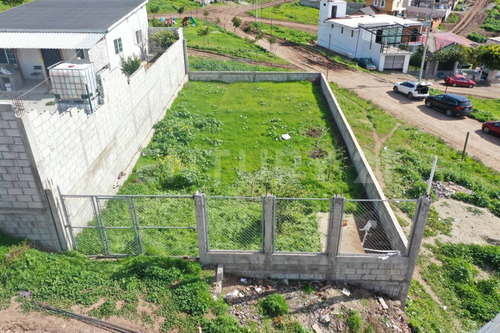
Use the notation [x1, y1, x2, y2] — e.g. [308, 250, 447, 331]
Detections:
[0, 32, 104, 49]
[0, 0, 146, 33]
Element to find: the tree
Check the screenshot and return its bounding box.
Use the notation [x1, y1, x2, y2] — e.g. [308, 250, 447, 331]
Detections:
[203, 9, 209, 18]
[477, 44, 500, 70]
[120, 55, 141, 77]
[150, 30, 178, 49]
[216, 17, 221, 25]
[231, 16, 241, 31]
[409, 45, 430, 68]
[178, 6, 185, 15]
[2, 0, 24, 5]
[197, 26, 210, 47]
[433, 45, 468, 65]
[149, 3, 159, 14]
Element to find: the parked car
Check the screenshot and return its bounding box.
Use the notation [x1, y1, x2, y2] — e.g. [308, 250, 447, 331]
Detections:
[393, 81, 432, 99]
[424, 93, 473, 117]
[355, 57, 376, 70]
[482, 121, 500, 136]
[444, 74, 476, 88]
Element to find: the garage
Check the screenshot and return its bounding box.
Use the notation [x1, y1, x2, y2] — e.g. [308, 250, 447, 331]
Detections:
[384, 55, 405, 70]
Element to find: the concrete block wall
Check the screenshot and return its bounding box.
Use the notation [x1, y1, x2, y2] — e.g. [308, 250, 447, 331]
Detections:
[0, 38, 188, 248]
[0, 104, 63, 249]
[189, 71, 319, 83]
[318, 75, 408, 253]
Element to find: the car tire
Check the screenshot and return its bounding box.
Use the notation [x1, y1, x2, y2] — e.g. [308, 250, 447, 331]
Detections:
[407, 92, 413, 99]
[483, 126, 490, 134]
[425, 100, 432, 108]
[452, 83, 457, 87]
[445, 109, 453, 117]
[393, 86, 398, 93]
[468, 84, 474, 88]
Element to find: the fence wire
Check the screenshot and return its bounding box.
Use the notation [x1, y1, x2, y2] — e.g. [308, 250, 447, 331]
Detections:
[61, 195, 197, 257]
[274, 198, 330, 253]
[205, 197, 263, 251]
[340, 199, 417, 255]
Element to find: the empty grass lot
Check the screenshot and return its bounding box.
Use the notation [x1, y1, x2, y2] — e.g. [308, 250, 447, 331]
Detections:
[248, 1, 319, 25]
[75, 81, 364, 255]
[183, 20, 288, 63]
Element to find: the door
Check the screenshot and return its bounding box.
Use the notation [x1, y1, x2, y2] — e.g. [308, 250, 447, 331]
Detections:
[331, 6, 337, 18]
[385, 56, 405, 70]
[493, 122, 500, 135]
[41, 49, 62, 76]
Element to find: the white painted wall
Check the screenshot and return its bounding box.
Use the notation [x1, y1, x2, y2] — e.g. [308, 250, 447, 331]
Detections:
[318, 23, 360, 58]
[16, 49, 41, 80]
[103, 4, 149, 70]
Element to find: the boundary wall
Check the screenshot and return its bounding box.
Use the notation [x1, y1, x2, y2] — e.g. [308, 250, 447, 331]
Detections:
[0, 37, 188, 250]
[189, 71, 407, 253]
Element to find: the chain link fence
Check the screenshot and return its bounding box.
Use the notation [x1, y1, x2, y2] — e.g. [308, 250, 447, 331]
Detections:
[205, 196, 263, 251]
[274, 198, 330, 253]
[61, 195, 197, 257]
[340, 199, 418, 255]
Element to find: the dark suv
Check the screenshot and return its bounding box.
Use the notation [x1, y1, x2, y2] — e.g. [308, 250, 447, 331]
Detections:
[424, 94, 473, 117]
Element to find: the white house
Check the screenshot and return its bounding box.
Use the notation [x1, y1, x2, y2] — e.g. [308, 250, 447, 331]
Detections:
[318, 0, 424, 73]
[0, 0, 149, 92]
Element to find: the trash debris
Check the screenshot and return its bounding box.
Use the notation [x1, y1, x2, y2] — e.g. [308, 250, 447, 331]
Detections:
[283, 278, 289, 285]
[240, 278, 247, 283]
[378, 255, 389, 260]
[443, 305, 447, 310]
[255, 287, 262, 293]
[320, 314, 331, 324]
[281, 133, 291, 140]
[312, 324, 323, 333]
[19, 291, 31, 299]
[378, 297, 388, 309]
[224, 290, 239, 300]
[342, 288, 351, 297]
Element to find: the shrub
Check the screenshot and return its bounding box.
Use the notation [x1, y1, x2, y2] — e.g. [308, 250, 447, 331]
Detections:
[201, 315, 240, 333]
[172, 281, 213, 315]
[258, 293, 289, 317]
[150, 30, 178, 49]
[45, 101, 56, 106]
[120, 55, 141, 77]
[347, 310, 362, 333]
[446, 13, 459, 24]
[467, 31, 488, 43]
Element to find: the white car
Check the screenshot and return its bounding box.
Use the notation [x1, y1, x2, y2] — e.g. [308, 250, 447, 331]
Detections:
[393, 81, 432, 99]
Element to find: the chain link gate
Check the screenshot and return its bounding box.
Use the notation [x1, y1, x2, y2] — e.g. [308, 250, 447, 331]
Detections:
[60, 194, 198, 257]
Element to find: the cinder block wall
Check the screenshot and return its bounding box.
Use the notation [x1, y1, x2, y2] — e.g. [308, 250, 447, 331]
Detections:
[0, 104, 62, 249]
[0, 37, 188, 249]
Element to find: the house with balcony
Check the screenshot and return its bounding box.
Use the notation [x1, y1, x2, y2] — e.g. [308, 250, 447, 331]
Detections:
[0, 0, 149, 95]
[318, 0, 424, 73]
[365, 0, 406, 16]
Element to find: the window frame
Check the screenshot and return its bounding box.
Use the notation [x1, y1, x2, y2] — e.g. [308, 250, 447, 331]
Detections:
[113, 38, 123, 55]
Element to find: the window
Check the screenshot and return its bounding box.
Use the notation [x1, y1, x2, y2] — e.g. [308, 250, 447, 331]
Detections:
[351, 30, 354, 37]
[135, 30, 142, 44]
[0, 49, 16, 64]
[113, 38, 123, 54]
[374, 0, 378, 6]
[76, 49, 86, 60]
[381, 0, 385, 8]
[341, 27, 344, 34]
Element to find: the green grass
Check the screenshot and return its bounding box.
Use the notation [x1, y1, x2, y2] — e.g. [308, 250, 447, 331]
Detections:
[248, 1, 319, 25]
[0, 231, 309, 333]
[183, 20, 287, 63]
[189, 56, 292, 72]
[330, 83, 500, 228]
[76, 81, 364, 255]
[420, 242, 500, 330]
[147, 0, 202, 14]
[406, 280, 458, 332]
[0, 0, 34, 13]
[468, 96, 500, 122]
[250, 22, 317, 46]
[446, 12, 460, 24]
[481, 5, 500, 32]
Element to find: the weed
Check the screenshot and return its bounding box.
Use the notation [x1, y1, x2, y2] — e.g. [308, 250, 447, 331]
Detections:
[466, 206, 484, 216]
[258, 293, 289, 317]
[346, 310, 362, 333]
[301, 283, 315, 294]
[45, 101, 56, 106]
[248, 1, 319, 25]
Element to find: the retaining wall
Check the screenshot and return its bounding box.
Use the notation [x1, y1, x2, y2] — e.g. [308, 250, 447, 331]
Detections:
[0, 37, 188, 249]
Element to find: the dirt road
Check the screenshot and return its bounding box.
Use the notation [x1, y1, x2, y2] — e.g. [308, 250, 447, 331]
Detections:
[451, 0, 490, 35]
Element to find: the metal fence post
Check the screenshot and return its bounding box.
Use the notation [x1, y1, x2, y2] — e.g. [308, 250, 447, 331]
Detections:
[263, 194, 276, 270]
[327, 195, 344, 279]
[399, 196, 431, 309]
[194, 191, 208, 263]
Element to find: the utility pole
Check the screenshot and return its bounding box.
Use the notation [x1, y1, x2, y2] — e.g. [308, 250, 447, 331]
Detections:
[418, 5, 434, 82]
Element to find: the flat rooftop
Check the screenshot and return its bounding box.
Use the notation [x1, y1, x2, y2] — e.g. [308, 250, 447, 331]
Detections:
[0, 0, 146, 33]
[327, 14, 423, 29]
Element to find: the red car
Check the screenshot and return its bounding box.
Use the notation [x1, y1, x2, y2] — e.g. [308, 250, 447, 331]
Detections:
[482, 121, 500, 136]
[444, 74, 476, 88]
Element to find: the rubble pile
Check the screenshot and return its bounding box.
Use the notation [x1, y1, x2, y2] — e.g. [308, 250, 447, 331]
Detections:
[432, 181, 471, 198]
